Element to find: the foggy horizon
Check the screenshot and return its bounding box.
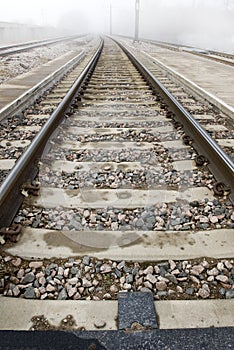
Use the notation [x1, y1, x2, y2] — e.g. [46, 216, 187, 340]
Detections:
[1, 0, 234, 52]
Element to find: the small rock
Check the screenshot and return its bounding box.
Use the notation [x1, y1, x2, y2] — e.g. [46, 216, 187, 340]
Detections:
[57, 267, 64, 276]
[12, 286, 21, 297]
[176, 286, 183, 293]
[144, 281, 152, 289]
[169, 260, 176, 271]
[68, 277, 78, 285]
[207, 276, 214, 282]
[64, 268, 70, 278]
[103, 293, 112, 299]
[58, 288, 68, 300]
[117, 261, 125, 270]
[12, 258, 22, 267]
[46, 284, 56, 293]
[82, 278, 92, 288]
[123, 283, 132, 290]
[82, 256, 90, 266]
[198, 285, 210, 299]
[154, 266, 160, 274]
[68, 287, 77, 298]
[186, 288, 194, 295]
[29, 261, 43, 269]
[216, 275, 229, 283]
[207, 268, 219, 276]
[24, 287, 36, 299]
[83, 210, 90, 218]
[219, 288, 226, 296]
[224, 261, 233, 270]
[17, 269, 25, 279]
[156, 281, 167, 291]
[143, 266, 154, 275]
[209, 215, 218, 224]
[164, 273, 178, 284]
[190, 265, 204, 276]
[21, 273, 35, 284]
[110, 285, 119, 293]
[111, 222, 119, 230]
[145, 274, 156, 284]
[190, 275, 201, 285]
[226, 290, 234, 299]
[126, 275, 133, 284]
[100, 264, 112, 274]
[94, 320, 106, 329]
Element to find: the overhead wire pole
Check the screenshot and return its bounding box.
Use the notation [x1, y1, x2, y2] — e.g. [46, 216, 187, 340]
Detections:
[110, 4, 112, 35]
[134, 0, 140, 42]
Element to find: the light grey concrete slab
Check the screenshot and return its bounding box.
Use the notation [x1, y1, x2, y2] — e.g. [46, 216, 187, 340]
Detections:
[59, 140, 156, 150]
[206, 124, 228, 132]
[5, 227, 233, 261]
[58, 139, 188, 150]
[193, 114, 215, 121]
[0, 139, 30, 148]
[28, 187, 214, 209]
[26, 114, 50, 120]
[0, 297, 233, 330]
[0, 159, 16, 170]
[217, 139, 234, 148]
[66, 126, 174, 135]
[71, 114, 166, 123]
[172, 160, 196, 171]
[15, 125, 41, 132]
[0, 296, 118, 330]
[157, 299, 234, 329]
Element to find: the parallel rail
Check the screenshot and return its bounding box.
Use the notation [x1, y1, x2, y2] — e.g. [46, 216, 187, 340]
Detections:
[0, 34, 87, 57]
[0, 36, 233, 346]
[0, 40, 103, 227]
[116, 40, 234, 199]
[0, 37, 233, 228]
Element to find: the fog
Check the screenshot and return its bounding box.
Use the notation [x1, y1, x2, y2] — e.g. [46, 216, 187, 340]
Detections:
[1, 0, 234, 52]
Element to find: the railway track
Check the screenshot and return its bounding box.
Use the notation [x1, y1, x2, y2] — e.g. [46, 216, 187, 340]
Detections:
[0, 37, 233, 341]
[0, 35, 85, 57]
[0, 37, 101, 185]
[140, 38, 234, 67]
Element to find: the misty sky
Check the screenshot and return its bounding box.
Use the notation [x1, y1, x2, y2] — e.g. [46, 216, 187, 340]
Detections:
[1, 0, 234, 51]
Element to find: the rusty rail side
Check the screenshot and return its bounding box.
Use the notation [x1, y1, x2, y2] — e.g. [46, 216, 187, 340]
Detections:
[115, 39, 234, 201]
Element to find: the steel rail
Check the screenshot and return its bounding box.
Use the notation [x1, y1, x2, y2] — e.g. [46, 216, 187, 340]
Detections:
[115, 39, 234, 201]
[0, 39, 104, 228]
[0, 34, 87, 57]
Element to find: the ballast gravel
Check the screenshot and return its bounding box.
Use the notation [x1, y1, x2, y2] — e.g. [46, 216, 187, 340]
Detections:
[14, 199, 234, 232]
[0, 254, 233, 301]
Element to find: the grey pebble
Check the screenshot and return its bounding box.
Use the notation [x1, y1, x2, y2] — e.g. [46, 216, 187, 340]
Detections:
[58, 288, 68, 300]
[226, 290, 234, 299]
[24, 287, 36, 299]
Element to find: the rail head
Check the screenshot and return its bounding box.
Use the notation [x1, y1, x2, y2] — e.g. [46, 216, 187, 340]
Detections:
[0, 39, 104, 228]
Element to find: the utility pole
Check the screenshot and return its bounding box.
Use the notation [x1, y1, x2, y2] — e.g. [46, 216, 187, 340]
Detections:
[134, 0, 140, 42]
[110, 4, 112, 35]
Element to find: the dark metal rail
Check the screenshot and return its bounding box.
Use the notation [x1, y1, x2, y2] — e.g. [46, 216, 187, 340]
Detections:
[115, 39, 234, 201]
[0, 39, 104, 228]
